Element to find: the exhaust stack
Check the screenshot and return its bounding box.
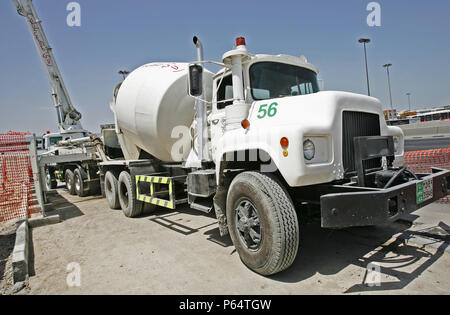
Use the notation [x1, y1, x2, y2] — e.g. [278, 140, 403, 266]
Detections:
[193, 36, 207, 162]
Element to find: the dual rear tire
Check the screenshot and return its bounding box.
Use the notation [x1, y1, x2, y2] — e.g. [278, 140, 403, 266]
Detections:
[104, 170, 155, 218]
[65, 168, 88, 197]
[118, 171, 143, 218]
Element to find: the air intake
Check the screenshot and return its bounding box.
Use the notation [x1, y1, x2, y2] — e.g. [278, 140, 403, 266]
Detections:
[342, 111, 381, 174]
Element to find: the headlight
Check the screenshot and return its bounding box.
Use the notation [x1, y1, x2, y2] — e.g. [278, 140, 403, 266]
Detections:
[303, 139, 315, 160]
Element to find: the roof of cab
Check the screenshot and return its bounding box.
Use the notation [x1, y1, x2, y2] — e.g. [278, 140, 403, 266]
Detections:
[214, 53, 319, 78]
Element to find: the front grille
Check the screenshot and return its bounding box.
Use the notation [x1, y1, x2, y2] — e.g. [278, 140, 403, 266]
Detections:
[342, 111, 381, 174]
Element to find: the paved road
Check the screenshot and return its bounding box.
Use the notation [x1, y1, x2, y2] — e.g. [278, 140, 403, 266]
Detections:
[405, 137, 450, 152]
[24, 190, 450, 295]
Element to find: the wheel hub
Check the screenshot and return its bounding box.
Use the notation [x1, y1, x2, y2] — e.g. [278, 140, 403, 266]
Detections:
[235, 199, 263, 251]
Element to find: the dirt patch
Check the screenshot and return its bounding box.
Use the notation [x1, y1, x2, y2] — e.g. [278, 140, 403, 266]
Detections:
[0, 220, 17, 294]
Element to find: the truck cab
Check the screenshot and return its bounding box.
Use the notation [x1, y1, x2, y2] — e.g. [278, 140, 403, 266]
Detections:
[42, 131, 89, 151]
[42, 133, 63, 151]
[194, 38, 448, 275]
[208, 41, 404, 188]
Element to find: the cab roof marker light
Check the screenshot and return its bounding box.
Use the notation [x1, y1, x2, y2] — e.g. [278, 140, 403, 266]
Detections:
[236, 37, 246, 47]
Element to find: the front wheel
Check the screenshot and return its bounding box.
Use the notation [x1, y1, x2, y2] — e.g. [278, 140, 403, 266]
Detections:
[226, 171, 299, 276]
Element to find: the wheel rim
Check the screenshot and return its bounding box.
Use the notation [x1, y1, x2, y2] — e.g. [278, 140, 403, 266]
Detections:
[66, 175, 71, 190]
[234, 199, 263, 251]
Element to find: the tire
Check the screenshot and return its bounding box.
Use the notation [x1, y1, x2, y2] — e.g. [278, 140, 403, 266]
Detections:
[226, 171, 299, 276]
[104, 171, 120, 209]
[65, 169, 76, 195]
[45, 168, 57, 190]
[74, 168, 88, 197]
[118, 171, 143, 218]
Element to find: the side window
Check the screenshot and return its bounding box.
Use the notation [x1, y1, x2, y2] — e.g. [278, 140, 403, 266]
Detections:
[216, 75, 233, 110]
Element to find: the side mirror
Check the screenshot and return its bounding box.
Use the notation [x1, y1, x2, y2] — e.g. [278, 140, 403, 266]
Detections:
[189, 64, 203, 96]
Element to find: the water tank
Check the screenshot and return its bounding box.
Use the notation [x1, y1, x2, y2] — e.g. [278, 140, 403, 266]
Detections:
[114, 62, 213, 162]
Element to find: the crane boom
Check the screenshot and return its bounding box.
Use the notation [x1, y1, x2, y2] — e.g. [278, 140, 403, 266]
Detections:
[13, 0, 84, 134]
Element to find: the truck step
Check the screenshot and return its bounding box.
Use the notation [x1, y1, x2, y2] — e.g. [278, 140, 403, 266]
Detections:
[188, 194, 213, 214]
[189, 201, 213, 213]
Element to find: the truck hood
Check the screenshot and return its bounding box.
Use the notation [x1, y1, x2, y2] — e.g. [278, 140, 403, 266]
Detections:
[248, 91, 385, 131]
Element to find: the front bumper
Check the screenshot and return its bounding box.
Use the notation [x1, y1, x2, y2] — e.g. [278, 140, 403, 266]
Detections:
[321, 168, 450, 228]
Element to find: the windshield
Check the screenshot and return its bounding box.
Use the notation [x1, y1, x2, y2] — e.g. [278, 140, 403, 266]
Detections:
[250, 62, 320, 100]
[49, 136, 62, 145]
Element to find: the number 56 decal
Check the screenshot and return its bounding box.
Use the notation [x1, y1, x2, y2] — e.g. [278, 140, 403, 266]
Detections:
[257, 102, 278, 119]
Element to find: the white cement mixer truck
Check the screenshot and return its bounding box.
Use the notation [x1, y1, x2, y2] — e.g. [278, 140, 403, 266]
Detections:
[101, 36, 450, 275]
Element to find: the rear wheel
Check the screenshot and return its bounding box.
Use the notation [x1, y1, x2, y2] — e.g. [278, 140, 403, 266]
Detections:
[118, 171, 143, 218]
[65, 169, 76, 195]
[226, 171, 299, 276]
[74, 168, 88, 197]
[104, 171, 120, 209]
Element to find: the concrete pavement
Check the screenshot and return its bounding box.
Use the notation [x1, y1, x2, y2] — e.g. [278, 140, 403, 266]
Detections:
[399, 203, 450, 253]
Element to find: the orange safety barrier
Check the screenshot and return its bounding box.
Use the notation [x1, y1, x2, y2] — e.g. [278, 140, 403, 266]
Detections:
[0, 132, 40, 222]
[404, 148, 450, 203]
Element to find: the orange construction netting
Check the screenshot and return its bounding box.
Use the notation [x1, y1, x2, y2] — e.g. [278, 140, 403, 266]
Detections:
[404, 147, 450, 203]
[0, 132, 40, 222]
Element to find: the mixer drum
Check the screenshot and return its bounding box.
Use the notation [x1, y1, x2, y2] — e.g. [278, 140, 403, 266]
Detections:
[114, 62, 213, 162]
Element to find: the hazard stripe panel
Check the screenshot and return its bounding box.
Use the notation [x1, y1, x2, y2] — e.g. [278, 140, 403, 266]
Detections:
[135, 175, 175, 209]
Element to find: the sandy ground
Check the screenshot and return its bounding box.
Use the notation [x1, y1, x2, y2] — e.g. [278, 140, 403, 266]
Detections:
[25, 190, 450, 295]
[0, 220, 17, 294]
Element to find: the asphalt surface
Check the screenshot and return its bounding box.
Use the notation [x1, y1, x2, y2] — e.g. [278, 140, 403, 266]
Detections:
[405, 136, 450, 152]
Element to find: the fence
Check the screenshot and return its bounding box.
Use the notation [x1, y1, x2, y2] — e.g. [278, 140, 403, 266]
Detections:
[404, 147, 450, 203]
[0, 132, 42, 222]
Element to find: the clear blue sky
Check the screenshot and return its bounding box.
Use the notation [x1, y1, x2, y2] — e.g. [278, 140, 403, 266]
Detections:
[1, 0, 449, 134]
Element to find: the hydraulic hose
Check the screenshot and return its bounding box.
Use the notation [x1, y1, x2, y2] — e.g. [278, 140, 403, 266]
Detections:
[383, 167, 407, 189]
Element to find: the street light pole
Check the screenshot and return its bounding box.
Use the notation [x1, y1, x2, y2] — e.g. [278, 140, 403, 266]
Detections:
[406, 92, 411, 111]
[358, 38, 371, 96]
[383, 63, 393, 113]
